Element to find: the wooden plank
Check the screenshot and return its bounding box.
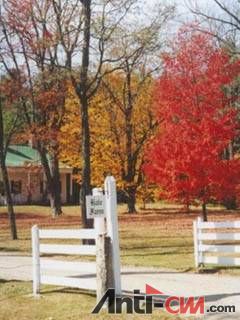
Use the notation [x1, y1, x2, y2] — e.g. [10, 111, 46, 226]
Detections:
[39, 229, 96, 240]
[193, 220, 199, 267]
[202, 256, 240, 266]
[199, 221, 240, 229]
[197, 217, 203, 264]
[40, 259, 96, 273]
[104, 176, 121, 295]
[41, 275, 97, 291]
[199, 244, 240, 253]
[198, 233, 240, 241]
[39, 244, 96, 256]
[32, 225, 40, 296]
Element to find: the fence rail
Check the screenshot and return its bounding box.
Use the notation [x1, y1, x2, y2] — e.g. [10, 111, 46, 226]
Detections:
[38, 229, 97, 239]
[193, 217, 240, 267]
[32, 225, 99, 295]
[39, 243, 96, 255]
[40, 259, 96, 273]
[32, 176, 122, 300]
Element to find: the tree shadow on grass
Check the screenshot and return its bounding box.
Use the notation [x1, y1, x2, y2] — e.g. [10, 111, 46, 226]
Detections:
[121, 244, 192, 250]
[0, 279, 23, 284]
[0, 247, 22, 252]
[0, 279, 10, 284]
[122, 249, 189, 257]
[198, 266, 240, 274]
[121, 269, 193, 275]
[137, 208, 183, 214]
[40, 286, 96, 297]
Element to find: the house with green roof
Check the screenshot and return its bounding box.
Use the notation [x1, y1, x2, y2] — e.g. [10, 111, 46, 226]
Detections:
[0, 145, 73, 205]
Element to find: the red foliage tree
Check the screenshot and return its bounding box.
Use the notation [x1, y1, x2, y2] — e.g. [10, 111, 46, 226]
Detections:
[144, 29, 240, 220]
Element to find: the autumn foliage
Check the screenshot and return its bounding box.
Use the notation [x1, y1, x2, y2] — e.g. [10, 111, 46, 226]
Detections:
[60, 73, 155, 210]
[144, 30, 240, 219]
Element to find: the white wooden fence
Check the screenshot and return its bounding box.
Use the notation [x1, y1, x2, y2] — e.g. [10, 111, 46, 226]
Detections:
[193, 217, 240, 267]
[32, 224, 99, 294]
[32, 176, 121, 297]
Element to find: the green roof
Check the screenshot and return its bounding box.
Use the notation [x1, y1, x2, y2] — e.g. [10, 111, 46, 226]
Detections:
[6, 145, 41, 167]
[6, 145, 71, 169]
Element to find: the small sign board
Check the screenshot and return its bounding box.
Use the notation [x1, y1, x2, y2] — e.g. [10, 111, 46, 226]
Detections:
[86, 195, 106, 219]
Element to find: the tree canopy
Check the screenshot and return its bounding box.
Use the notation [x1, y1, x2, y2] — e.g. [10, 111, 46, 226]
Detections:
[144, 29, 240, 220]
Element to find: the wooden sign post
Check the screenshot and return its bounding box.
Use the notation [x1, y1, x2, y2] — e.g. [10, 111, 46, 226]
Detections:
[104, 176, 122, 295]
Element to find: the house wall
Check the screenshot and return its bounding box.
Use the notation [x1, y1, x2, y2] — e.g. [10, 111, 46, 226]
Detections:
[7, 170, 43, 204]
[0, 168, 72, 205]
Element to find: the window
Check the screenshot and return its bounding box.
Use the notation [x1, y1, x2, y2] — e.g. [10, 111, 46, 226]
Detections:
[11, 181, 22, 194]
[0, 181, 5, 196]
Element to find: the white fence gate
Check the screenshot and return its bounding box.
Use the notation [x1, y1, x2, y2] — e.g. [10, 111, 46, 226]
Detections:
[32, 176, 121, 297]
[193, 217, 240, 267]
[32, 225, 99, 293]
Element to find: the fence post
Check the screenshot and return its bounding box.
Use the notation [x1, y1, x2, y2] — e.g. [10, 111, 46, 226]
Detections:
[193, 219, 199, 268]
[96, 234, 114, 303]
[104, 176, 122, 295]
[197, 217, 203, 265]
[32, 225, 40, 296]
[93, 187, 111, 302]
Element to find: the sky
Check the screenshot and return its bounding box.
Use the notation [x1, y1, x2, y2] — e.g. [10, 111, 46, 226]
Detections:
[139, 0, 210, 36]
[147, 0, 223, 22]
[143, 0, 234, 42]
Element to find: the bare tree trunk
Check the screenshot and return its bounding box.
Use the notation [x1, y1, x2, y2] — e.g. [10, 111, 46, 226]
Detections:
[202, 202, 208, 222]
[185, 202, 190, 213]
[127, 186, 137, 213]
[125, 66, 137, 214]
[79, 95, 92, 228]
[38, 146, 62, 217]
[49, 155, 62, 217]
[0, 160, 17, 239]
[143, 200, 146, 210]
[75, 0, 92, 228]
[0, 100, 17, 239]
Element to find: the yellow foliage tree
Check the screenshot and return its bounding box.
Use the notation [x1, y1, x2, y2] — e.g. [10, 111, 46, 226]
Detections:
[60, 72, 157, 212]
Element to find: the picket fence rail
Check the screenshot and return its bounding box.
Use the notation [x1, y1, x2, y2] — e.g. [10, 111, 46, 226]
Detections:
[193, 217, 240, 267]
[32, 176, 122, 299]
[32, 225, 99, 294]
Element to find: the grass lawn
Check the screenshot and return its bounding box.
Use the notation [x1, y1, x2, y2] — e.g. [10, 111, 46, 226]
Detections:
[0, 203, 240, 319]
[1, 203, 240, 273]
[0, 280, 184, 320]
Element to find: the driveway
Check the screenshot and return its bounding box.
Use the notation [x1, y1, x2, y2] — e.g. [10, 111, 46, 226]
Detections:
[0, 252, 240, 319]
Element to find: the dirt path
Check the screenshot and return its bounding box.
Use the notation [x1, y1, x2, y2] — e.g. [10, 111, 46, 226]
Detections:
[0, 252, 240, 319]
